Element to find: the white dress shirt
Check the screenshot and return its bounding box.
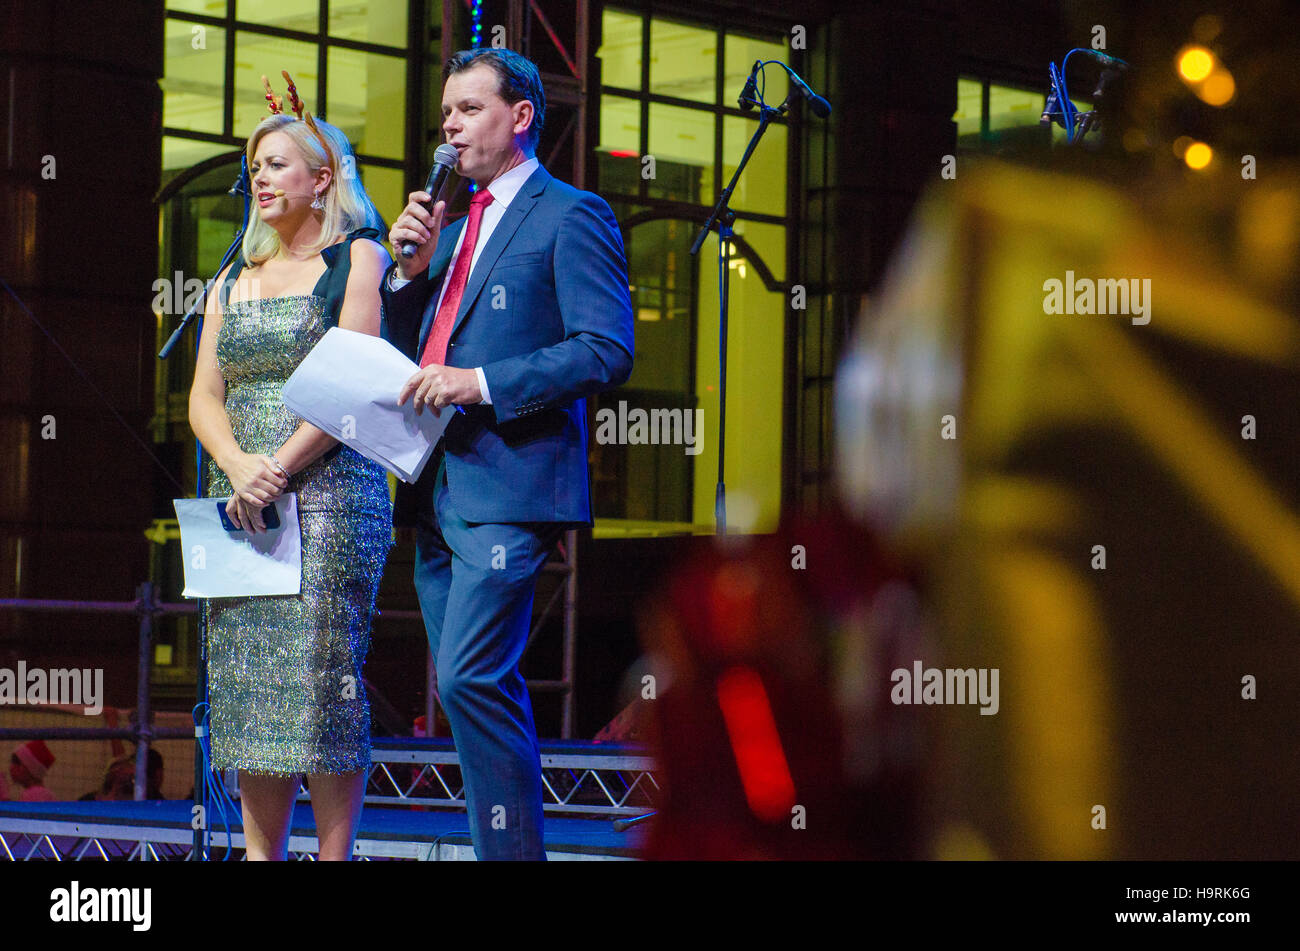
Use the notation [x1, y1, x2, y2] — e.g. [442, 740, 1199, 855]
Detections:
[390, 156, 540, 405]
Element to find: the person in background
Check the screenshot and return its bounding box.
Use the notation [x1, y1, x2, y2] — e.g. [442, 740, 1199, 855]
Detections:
[77, 748, 165, 801]
[9, 740, 56, 802]
[78, 757, 135, 802]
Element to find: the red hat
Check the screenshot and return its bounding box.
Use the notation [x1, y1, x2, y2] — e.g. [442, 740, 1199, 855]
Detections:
[15, 739, 54, 781]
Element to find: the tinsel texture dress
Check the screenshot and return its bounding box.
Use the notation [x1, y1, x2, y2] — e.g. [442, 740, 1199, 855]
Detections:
[202, 234, 393, 775]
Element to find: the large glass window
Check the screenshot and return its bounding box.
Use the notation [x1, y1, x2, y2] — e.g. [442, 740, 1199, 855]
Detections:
[160, 0, 408, 206]
[232, 31, 320, 134]
[595, 9, 790, 535]
[162, 19, 227, 135]
[327, 46, 407, 162]
[648, 19, 716, 103]
[329, 0, 408, 45]
[955, 74, 1089, 151]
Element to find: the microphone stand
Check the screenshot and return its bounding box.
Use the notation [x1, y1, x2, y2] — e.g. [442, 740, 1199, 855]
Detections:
[690, 88, 798, 535]
[156, 156, 252, 859]
[157, 158, 251, 362]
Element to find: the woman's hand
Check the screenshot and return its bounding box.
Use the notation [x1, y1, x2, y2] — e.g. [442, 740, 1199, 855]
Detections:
[222, 451, 288, 507]
[225, 493, 270, 534]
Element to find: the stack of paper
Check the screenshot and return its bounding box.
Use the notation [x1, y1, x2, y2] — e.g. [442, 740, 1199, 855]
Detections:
[173, 494, 301, 598]
[281, 327, 450, 482]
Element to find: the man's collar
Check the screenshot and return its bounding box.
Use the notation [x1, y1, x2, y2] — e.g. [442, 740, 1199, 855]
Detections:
[479, 157, 540, 208]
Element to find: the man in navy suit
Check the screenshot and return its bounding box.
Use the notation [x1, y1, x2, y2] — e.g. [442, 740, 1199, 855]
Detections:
[384, 48, 633, 860]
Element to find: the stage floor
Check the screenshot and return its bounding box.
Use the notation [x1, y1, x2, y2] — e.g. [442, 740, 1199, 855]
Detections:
[0, 799, 649, 860]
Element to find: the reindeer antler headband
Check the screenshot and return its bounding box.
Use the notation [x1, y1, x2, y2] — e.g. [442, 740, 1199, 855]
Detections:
[260, 70, 334, 163]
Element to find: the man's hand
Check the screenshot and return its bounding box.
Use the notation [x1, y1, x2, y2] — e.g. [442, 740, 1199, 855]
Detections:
[389, 193, 446, 281]
[397, 364, 481, 416]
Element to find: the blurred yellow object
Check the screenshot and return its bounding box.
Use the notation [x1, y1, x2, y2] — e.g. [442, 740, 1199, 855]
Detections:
[1175, 43, 1235, 106]
[1184, 140, 1212, 169]
[1176, 45, 1214, 82]
[934, 821, 998, 860]
[835, 158, 1300, 859]
[1196, 67, 1236, 106]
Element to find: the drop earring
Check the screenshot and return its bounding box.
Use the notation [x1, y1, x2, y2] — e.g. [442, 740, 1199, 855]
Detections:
[311, 191, 324, 210]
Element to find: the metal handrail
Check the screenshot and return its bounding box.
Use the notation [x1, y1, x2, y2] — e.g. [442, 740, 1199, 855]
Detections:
[0, 582, 179, 802]
[0, 548, 582, 809]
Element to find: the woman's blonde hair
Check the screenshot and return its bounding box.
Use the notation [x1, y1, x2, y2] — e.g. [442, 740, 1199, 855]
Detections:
[241, 113, 385, 265]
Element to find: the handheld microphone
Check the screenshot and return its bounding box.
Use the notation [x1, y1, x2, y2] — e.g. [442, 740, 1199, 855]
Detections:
[400, 143, 461, 260]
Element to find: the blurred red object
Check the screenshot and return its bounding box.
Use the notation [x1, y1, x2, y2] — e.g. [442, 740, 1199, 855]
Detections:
[640, 499, 930, 860]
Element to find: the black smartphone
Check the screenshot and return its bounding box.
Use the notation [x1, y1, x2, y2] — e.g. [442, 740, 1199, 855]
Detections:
[217, 500, 281, 532]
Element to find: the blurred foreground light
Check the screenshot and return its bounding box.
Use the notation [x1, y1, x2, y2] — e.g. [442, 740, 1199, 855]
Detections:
[1122, 127, 1149, 152]
[1192, 14, 1223, 44]
[1196, 67, 1236, 106]
[1177, 45, 1215, 83]
[716, 665, 796, 821]
[1172, 135, 1194, 159]
[1184, 141, 1213, 170]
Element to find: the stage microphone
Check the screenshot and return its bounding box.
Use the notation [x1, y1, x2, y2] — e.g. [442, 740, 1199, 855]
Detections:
[803, 87, 832, 118]
[787, 79, 832, 118]
[738, 60, 759, 112]
[1041, 85, 1062, 125]
[1084, 49, 1129, 70]
[400, 143, 461, 260]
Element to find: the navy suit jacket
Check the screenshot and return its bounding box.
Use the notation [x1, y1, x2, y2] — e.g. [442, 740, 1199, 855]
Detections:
[381, 164, 634, 527]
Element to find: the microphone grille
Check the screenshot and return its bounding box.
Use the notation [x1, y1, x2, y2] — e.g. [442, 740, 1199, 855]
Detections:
[434, 143, 460, 166]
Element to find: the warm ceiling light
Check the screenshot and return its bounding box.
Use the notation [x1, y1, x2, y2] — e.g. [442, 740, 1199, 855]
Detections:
[1192, 14, 1223, 43]
[1122, 127, 1149, 152]
[1177, 45, 1215, 83]
[1197, 68, 1236, 106]
[1184, 141, 1213, 169]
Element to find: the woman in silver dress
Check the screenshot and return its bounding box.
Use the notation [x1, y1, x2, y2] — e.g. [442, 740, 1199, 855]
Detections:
[187, 79, 393, 861]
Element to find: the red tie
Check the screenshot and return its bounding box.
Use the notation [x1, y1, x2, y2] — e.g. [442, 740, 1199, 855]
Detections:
[419, 188, 495, 368]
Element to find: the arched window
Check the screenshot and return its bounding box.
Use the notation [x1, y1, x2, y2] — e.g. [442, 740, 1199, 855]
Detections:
[594, 7, 791, 533]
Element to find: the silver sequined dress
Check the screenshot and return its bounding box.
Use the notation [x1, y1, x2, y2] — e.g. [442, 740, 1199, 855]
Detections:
[203, 293, 393, 776]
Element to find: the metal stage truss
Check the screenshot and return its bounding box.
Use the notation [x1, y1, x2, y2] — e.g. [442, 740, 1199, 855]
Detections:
[0, 740, 656, 861]
[0, 804, 647, 862]
[360, 738, 657, 817]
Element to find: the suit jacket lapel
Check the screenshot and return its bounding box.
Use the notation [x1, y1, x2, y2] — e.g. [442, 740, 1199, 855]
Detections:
[417, 218, 466, 354]
[448, 166, 552, 345]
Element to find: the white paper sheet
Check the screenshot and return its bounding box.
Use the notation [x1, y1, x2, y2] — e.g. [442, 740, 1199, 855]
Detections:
[280, 326, 450, 483]
[173, 494, 302, 598]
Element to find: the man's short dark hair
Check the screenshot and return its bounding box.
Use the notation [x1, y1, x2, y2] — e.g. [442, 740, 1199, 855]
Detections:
[443, 48, 546, 151]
